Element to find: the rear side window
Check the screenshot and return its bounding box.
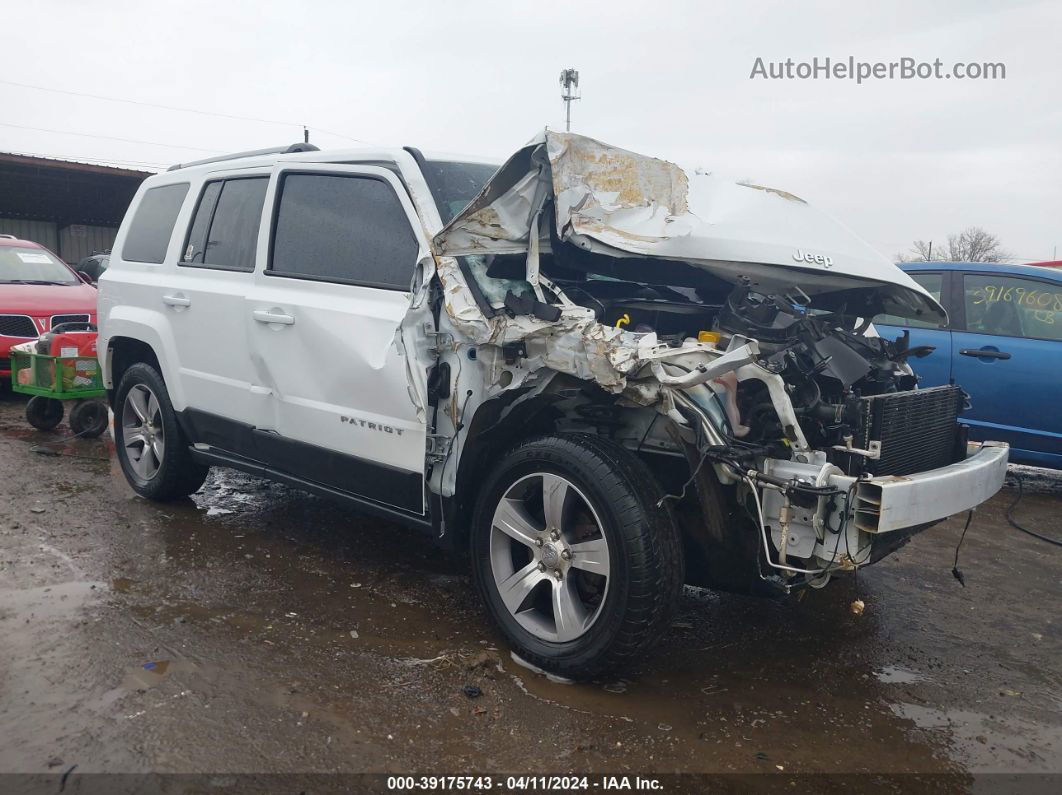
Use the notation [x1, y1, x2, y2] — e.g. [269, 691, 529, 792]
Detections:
[121, 183, 189, 264]
[268, 173, 417, 289]
[182, 177, 268, 272]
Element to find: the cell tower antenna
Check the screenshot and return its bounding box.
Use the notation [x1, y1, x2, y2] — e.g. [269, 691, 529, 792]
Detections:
[559, 68, 580, 132]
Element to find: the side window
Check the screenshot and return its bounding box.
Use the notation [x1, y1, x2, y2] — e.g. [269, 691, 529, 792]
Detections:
[121, 183, 189, 264]
[268, 173, 418, 289]
[875, 272, 944, 329]
[963, 273, 1062, 341]
[182, 177, 268, 272]
[183, 182, 221, 264]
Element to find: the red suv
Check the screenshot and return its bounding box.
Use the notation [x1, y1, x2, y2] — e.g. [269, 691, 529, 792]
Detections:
[0, 235, 98, 377]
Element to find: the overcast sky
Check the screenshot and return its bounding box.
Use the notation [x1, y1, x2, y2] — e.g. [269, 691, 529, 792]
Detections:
[2, 0, 1058, 261]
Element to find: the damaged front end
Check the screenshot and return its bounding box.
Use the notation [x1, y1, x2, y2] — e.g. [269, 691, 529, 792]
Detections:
[400, 130, 1008, 594]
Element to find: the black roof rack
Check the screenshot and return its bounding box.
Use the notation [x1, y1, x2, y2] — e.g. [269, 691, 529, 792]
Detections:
[167, 142, 320, 172]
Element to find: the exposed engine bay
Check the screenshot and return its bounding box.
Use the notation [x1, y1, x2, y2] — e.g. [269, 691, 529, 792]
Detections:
[443, 249, 973, 594]
[402, 129, 1009, 598]
[481, 245, 959, 473]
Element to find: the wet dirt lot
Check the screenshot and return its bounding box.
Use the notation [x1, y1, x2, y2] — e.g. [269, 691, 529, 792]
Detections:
[1, 392, 1060, 790]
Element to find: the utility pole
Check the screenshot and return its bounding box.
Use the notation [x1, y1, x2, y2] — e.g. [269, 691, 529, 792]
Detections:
[559, 68, 580, 132]
[927, 240, 933, 261]
[303, 126, 309, 144]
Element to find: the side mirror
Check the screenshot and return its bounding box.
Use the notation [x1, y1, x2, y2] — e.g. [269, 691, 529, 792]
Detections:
[77, 271, 96, 285]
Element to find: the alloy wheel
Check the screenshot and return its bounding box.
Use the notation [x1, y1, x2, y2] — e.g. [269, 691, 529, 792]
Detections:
[489, 472, 611, 643]
[121, 383, 165, 480]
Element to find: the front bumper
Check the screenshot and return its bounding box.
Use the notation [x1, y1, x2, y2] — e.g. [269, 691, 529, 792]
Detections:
[840, 441, 1009, 533]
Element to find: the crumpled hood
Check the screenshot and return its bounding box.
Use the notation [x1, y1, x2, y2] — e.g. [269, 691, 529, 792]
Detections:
[434, 130, 945, 323]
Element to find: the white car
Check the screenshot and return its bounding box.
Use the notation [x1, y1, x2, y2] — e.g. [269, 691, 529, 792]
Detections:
[97, 132, 1008, 678]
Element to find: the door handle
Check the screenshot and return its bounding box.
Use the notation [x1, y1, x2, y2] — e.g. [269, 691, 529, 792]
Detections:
[960, 348, 1011, 360]
[253, 309, 295, 326]
[162, 293, 191, 308]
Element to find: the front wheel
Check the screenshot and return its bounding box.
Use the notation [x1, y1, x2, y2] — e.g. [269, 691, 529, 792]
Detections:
[471, 434, 683, 680]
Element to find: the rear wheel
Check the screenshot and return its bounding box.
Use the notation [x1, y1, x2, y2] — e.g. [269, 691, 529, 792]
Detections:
[25, 397, 64, 431]
[471, 433, 683, 680]
[114, 363, 208, 500]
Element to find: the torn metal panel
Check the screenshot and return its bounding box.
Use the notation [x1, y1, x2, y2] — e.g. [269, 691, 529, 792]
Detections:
[403, 129, 1003, 584]
[420, 253, 654, 395]
[433, 130, 946, 324]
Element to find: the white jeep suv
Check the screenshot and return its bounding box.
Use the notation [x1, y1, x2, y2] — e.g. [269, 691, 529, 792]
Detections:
[98, 132, 1008, 678]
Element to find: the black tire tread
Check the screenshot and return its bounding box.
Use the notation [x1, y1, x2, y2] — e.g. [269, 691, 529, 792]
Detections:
[69, 399, 108, 438]
[25, 396, 64, 431]
[471, 432, 683, 679]
[114, 363, 208, 500]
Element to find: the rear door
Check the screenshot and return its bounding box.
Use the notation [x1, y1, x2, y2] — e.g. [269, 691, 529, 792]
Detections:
[873, 270, 952, 387]
[951, 269, 1062, 465]
[165, 171, 272, 435]
[246, 164, 430, 514]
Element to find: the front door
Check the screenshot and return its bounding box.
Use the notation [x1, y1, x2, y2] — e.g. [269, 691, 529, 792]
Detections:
[873, 270, 952, 387]
[951, 270, 1062, 466]
[246, 164, 430, 513]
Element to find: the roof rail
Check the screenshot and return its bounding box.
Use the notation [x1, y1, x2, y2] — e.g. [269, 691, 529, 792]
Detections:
[167, 142, 320, 172]
[0, 233, 17, 239]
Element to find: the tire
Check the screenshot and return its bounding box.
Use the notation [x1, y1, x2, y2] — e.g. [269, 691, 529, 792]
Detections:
[471, 433, 684, 680]
[69, 399, 108, 438]
[25, 396, 64, 431]
[114, 362, 208, 500]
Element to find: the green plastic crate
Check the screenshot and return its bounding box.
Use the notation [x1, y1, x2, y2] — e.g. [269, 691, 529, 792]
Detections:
[9, 343, 106, 400]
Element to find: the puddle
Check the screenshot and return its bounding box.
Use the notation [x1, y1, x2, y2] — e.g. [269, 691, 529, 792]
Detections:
[875, 665, 930, 684]
[891, 702, 1062, 773]
[510, 651, 575, 684]
[127, 658, 196, 689]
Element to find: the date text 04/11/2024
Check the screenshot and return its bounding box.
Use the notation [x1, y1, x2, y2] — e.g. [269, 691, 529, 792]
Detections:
[386, 776, 664, 791]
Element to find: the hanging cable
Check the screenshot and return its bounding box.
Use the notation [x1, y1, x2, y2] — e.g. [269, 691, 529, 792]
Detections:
[1007, 472, 1062, 548]
[950, 510, 975, 586]
[0, 121, 220, 153]
[0, 78, 368, 143]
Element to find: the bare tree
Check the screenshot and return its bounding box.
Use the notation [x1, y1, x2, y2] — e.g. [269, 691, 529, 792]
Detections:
[901, 227, 1009, 263]
[904, 239, 942, 262]
[944, 227, 1010, 262]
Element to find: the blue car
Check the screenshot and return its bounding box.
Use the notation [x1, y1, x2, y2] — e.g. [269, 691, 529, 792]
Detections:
[875, 262, 1062, 469]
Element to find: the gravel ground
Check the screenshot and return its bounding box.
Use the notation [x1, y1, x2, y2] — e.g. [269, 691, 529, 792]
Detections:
[0, 392, 1059, 791]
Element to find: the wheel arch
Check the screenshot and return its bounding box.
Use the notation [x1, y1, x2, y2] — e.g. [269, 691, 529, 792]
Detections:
[101, 308, 185, 410]
[442, 389, 566, 550]
[443, 384, 762, 594]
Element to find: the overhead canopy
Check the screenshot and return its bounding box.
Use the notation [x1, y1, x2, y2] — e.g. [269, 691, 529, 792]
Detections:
[0, 152, 151, 227]
[434, 131, 945, 323]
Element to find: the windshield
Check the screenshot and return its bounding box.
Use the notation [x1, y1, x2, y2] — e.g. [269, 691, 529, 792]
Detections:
[0, 246, 79, 284]
[422, 160, 500, 224]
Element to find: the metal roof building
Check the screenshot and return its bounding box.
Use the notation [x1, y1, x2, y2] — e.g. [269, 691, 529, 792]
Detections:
[0, 152, 152, 264]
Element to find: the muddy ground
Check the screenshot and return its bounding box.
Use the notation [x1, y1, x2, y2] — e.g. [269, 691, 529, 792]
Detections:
[0, 391, 1060, 790]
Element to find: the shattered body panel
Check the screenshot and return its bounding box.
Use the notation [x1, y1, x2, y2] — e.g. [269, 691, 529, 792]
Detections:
[435, 131, 946, 323]
[402, 130, 1003, 592]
